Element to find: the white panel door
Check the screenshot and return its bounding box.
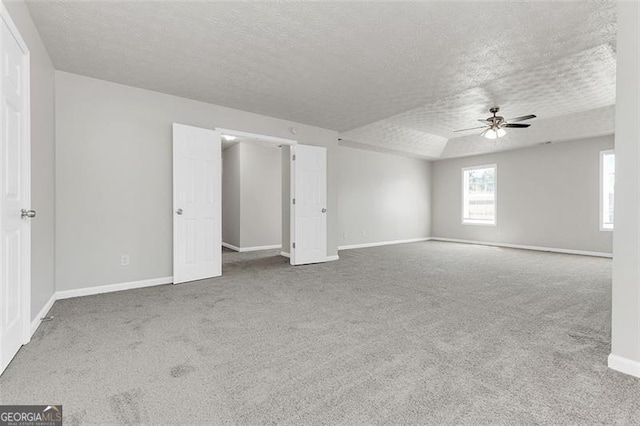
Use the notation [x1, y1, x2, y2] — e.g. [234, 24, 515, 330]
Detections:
[173, 123, 221, 284]
[290, 144, 327, 265]
[0, 12, 30, 375]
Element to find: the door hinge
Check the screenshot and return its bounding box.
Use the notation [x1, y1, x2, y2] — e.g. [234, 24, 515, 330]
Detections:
[292, 198, 296, 205]
[293, 242, 296, 249]
[292, 154, 296, 161]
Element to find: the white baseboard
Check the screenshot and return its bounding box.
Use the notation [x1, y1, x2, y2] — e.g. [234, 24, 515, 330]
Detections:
[222, 242, 241, 251]
[30, 293, 56, 337]
[239, 244, 281, 252]
[338, 237, 431, 251]
[280, 251, 337, 262]
[430, 237, 612, 258]
[337, 236, 612, 258]
[608, 353, 640, 378]
[56, 276, 174, 300]
[223, 242, 282, 252]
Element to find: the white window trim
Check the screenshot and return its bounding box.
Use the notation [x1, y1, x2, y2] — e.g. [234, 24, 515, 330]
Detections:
[461, 164, 497, 226]
[600, 149, 614, 232]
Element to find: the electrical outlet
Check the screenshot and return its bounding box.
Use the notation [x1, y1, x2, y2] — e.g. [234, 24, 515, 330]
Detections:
[342, 231, 347, 239]
[361, 230, 366, 237]
[121, 255, 130, 266]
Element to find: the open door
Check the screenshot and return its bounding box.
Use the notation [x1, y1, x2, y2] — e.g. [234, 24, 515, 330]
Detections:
[290, 144, 327, 265]
[0, 10, 31, 375]
[173, 123, 221, 284]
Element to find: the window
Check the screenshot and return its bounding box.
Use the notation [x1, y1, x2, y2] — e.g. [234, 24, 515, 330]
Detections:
[600, 150, 615, 231]
[462, 164, 496, 225]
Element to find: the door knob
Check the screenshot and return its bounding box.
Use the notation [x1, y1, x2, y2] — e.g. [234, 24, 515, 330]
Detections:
[21, 209, 36, 219]
[321, 208, 327, 213]
[176, 208, 183, 215]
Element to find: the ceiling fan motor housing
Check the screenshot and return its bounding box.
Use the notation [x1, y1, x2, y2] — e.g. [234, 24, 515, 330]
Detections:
[488, 107, 505, 127]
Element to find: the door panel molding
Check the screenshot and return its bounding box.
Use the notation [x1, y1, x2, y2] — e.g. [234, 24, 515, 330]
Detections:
[290, 144, 328, 265]
[0, 3, 31, 375]
[172, 123, 222, 284]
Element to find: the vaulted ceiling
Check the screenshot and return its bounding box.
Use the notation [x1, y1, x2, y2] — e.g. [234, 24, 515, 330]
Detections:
[26, 1, 617, 159]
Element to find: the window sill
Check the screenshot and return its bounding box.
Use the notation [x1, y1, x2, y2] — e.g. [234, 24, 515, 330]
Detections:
[462, 220, 496, 227]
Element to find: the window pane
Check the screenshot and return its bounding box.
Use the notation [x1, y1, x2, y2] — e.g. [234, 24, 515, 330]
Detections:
[463, 166, 495, 224]
[602, 152, 614, 229]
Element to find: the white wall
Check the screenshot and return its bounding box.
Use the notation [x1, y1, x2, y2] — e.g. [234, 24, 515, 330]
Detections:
[55, 71, 338, 291]
[609, 1, 640, 377]
[238, 142, 281, 249]
[432, 135, 614, 254]
[4, 1, 56, 321]
[337, 145, 432, 247]
[222, 142, 281, 250]
[222, 143, 241, 248]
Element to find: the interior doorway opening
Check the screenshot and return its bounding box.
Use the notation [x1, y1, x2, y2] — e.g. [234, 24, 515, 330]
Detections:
[220, 130, 292, 271]
[172, 123, 328, 284]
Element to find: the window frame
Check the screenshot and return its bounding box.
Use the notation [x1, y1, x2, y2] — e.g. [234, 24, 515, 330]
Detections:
[600, 149, 614, 232]
[461, 163, 497, 226]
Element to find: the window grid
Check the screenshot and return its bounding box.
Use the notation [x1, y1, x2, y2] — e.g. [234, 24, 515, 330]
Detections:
[462, 164, 497, 226]
[600, 150, 614, 231]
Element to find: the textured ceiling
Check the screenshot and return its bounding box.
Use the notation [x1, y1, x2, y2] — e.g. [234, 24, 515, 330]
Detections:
[26, 1, 617, 158]
[342, 43, 617, 158]
[441, 105, 616, 159]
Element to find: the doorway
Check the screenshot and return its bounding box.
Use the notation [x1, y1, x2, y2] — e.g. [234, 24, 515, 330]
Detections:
[172, 124, 329, 284]
[221, 135, 284, 255]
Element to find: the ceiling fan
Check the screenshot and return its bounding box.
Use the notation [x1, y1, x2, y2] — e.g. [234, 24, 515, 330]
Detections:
[454, 107, 536, 139]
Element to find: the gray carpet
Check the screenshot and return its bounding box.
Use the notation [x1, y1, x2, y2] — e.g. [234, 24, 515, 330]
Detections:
[1, 241, 639, 424]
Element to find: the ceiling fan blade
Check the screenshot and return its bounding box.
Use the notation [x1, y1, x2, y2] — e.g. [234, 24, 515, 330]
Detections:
[506, 114, 536, 122]
[477, 119, 492, 124]
[503, 123, 530, 128]
[453, 125, 488, 133]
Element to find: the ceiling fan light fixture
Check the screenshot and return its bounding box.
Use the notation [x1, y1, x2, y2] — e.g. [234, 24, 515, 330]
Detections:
[484, 128, 498, 139]
[483, 127, 506, 140]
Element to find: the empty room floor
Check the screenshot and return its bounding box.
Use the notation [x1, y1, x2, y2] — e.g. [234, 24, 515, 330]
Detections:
[1, 242, 639, 424]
